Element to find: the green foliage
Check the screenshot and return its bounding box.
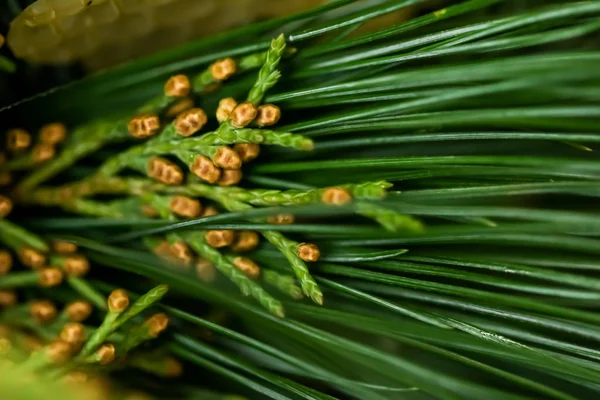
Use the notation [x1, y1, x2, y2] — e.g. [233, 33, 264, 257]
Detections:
[3, 0, 600, 399]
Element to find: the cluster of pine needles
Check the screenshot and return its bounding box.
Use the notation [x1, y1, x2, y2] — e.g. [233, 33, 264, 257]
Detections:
[2, 0, 600, 399]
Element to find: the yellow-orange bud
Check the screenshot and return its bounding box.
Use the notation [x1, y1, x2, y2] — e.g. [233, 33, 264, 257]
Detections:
[232, 257, 261, 279]
[147, 157, 184, 185]
[52, 240, 78, 254]
[175, 108, 208, 137]
[191, 155, 221, 184]
[216, 97, 238, 122]
[169, 196, 202, 218]
[39, 123, 67, 145]
[39, 267, 64, 287]
[66, 301, 93, 322]
[165, 97, 194, 118]
[205, 230, 235, 248]
[45, 340, 72, 364]
[164, 74, 191, 97]
[297, 243, 321, 262]
[202, 205, 219, 217]
[128, 114, 160, 139]
[97, 343, 116, 365]
[267, 214, 295, 225]
[32, 143, 55, 163]
[230, 102, 257, 128]
[145, 313, 169, 337]
[230, 231, 259, 253]
[195, 259, 216, 282]
[213, 146, 241, 170]
[63, 255, 90, 277]
[210, 58, 236, 81]
[218, 169, 242, 186]
[322, 187, 352, 205]
[18, 247, 46, 269]
[108, 289, 129, 312]
[60, 322, 86, 349]
[30, 300, 57, 323]
[6, 129, 31, 152]
[233, 143, 260, 163]
[256, 104, 281, 127]
[0, 195, 12, 218]
[0, 250, 12, 276]
[169, 241, 194, 267]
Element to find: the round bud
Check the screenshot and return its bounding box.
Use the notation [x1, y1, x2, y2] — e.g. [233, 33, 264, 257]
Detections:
[213, 146, 242, 170]
[256, 104, 281, 127]
[30, 300, 57, 323]
[0, 195, 12, 218]
[108, 289, 129, 312]
[230, 231, 259, 253]
[52, 240, 78, 254]
[175, 108, 208, 137]
[267, 214, 295, 225]
[210, 58, 236, 81]
[18, 247, 46, 269]
[39, 123, 67, 145]
[191, 155, 221, 184]
[6, 129, 31, 152]
[202, 205, 219, 217]
[297, 243, 321, 262]
[232, 257, 261, 279]
[169, 241, 194, 267]
[0, 290, 17, 308]
[128, 114, 160, 139]
[195, 259, 216, 282]
[165, 97, 194, 118]
[60, 322, 86, 348]
[169, 196, 202, 218]
[153, 241, 174, 259]
[164, 74, 190, 97]
[45, 340, 72, 364]
[230, 102, 257, 128]
[216, 97, 238, 122]
[145, 313, 169, 337]
[0, 250, 12, 276]
[97, 343, 116, 365]
[205, 230, 235, 248]
[66, 301, 93, 322]
[218, 169, 242, 187]
[63, 255, 90, 277]
[233, 143, 260, 163]
[32, 143, 55, 163]
[321, 187, 352, 205]
[39, 267, 64, 287]
[147, 157, 184, 185]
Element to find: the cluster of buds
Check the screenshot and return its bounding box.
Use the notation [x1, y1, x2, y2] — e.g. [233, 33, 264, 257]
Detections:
[2, 123, 67, 168]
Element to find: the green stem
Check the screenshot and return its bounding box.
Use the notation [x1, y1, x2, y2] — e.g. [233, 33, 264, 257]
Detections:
[0, 219, 49, 252]
[182, 232, 285, 317]
[0, 271, 40, 289]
